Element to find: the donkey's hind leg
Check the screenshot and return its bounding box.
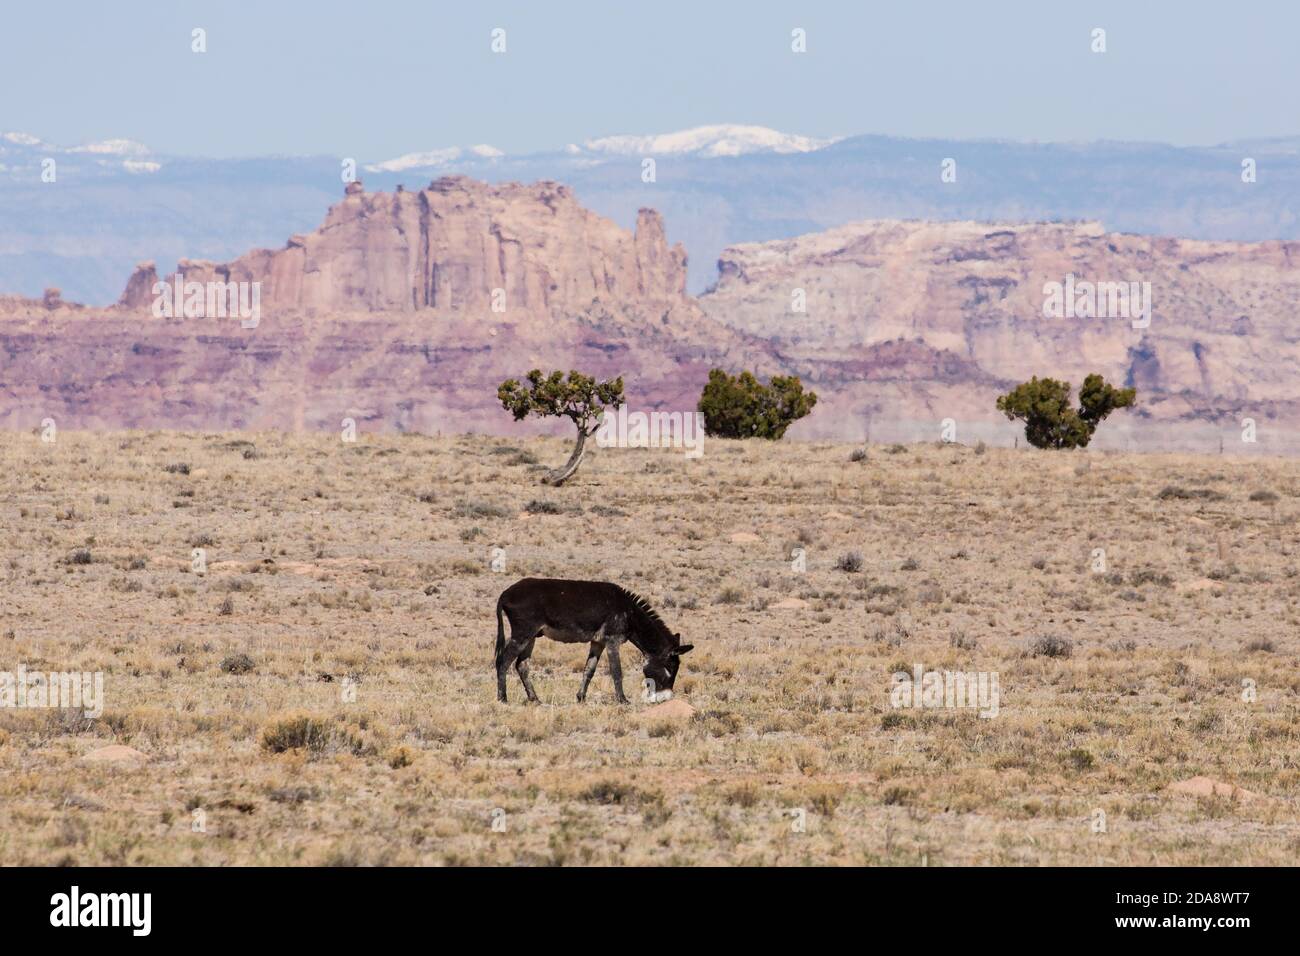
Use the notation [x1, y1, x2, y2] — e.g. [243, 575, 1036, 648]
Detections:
[496, 640, 519, 703]
[497, 618, 536, 703]
[514, 638, 540, 703]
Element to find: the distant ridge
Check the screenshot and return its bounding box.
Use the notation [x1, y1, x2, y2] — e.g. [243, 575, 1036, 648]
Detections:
[3, 127, 1299, 303]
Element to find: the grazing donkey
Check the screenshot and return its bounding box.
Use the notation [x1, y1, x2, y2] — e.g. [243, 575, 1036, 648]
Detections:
[494, 578, 693, 704]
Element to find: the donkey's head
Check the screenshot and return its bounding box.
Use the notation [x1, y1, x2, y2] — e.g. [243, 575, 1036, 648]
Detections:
[643, 634, 694, 697]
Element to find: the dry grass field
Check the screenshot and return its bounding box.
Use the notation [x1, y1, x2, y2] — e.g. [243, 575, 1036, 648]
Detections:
[1, 430, 1298, 866]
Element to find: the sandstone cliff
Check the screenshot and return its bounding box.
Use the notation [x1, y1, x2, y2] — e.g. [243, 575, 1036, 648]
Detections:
[117, 176, 701, 335]
[1, 178, 769, 435]
[4, 181, 1300, 451]
[700, 220, 1300, 447]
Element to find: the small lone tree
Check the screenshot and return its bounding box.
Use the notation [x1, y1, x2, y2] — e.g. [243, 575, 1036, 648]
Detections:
[697, 369, 817, 439]
[996, 373, 1135, 449]
[498, 369, 624, 485]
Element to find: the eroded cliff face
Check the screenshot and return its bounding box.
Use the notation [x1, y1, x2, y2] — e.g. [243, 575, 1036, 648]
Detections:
[0, 178, 768, 435]
[0, 313, 756, 435]
[4, 182, 1300, 449]
[700, 220, 1300, 446]
[117, 176, 700, 334]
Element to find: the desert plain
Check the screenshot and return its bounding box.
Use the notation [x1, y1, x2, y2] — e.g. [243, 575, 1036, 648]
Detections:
[0, 430, 1296, 865]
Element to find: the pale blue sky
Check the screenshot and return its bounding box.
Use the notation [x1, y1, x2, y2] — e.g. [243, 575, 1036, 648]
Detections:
[2, 0, 1295, 157]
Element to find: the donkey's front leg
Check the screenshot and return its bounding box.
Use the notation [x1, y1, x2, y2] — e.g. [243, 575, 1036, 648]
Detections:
[577, 641, 604, 702]
[606, 641, 630, 704]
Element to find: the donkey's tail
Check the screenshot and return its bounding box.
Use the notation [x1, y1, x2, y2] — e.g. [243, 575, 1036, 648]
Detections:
[493, 599, 506, 671]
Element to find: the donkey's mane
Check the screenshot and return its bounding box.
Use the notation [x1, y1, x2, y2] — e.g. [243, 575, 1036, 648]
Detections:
[618, 586, 674, 643]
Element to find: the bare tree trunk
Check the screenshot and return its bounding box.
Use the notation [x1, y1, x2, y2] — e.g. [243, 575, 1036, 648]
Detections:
[542, 425, 592, 486]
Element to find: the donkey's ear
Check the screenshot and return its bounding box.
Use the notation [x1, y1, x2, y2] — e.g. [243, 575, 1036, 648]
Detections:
[676, 644, 695, 655]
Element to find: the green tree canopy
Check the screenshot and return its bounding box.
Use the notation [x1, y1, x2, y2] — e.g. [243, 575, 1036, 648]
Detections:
[697, 369, 817, 440]
[498, 369, 624, 484]
[996, 373, 1135, 449]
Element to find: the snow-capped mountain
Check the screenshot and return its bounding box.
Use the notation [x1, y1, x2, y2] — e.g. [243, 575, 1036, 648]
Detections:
[67, 138, 153, 157]
[0, 132, 160, 174]
[3, 125, 1300, 305]
[361, 126, 837, 173]
[365, 144, 504, 173]
[576, 124, 841, 158]
[3, 125, 837, 183]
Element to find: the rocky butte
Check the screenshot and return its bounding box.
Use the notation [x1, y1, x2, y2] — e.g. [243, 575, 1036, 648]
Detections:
[117, 176, 702, 333]
[0, 177, 1298, 451]
[698, 219, 1300, 450]
[0, 177, 769, 434]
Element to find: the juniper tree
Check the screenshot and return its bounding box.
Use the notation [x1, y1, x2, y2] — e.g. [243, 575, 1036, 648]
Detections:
[996, 373, 1135, 449]
[697, 369, 817, 440]
[498, 369, 624, 485]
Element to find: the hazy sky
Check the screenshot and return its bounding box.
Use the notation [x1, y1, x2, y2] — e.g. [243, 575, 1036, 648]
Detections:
[4, 0, 1295, 158]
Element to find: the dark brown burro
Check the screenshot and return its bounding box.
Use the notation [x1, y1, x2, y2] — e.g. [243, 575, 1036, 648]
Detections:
[494, 578, 694, 704]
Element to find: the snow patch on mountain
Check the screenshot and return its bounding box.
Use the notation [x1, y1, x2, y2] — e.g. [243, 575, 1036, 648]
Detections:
[366, 144, 504, 173]
[70, 139, 152, 157]
[580, 124, 841, 158]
